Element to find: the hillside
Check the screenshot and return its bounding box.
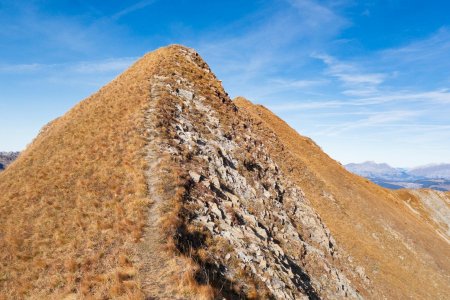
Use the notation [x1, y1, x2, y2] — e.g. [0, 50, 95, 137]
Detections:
[0, 45, 449, 299]
[0, 47, 160, 299]
[234, 97, 450, 299]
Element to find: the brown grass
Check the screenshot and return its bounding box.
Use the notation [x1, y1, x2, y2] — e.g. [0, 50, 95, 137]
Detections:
[235, 96, 450, 299]
[0, 46, 246, 299]
[0, 47, 182, 298]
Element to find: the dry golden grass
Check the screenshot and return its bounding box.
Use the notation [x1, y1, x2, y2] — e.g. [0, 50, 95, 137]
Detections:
[0, 47, 185, 299]
[235, 97, 450, 299]
[0, 45, 224, 299]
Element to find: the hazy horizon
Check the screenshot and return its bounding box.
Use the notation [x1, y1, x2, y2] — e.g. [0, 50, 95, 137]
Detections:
[1, 0, 449, 168]
[344, 160, 450, 169]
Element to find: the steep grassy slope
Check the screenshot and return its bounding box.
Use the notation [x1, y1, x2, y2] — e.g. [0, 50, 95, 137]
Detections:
[234, 97, 450, 299]
[0, 47, 176, 299]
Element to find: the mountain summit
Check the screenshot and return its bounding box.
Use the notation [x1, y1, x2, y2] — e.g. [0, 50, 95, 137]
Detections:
[0, 45, 448, 299]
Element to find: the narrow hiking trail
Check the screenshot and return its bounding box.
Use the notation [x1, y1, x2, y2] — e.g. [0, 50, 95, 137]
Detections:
[138, 79, 184, 299]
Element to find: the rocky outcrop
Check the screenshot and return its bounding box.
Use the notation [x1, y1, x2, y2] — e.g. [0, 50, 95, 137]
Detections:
[147, 47, 366, 299]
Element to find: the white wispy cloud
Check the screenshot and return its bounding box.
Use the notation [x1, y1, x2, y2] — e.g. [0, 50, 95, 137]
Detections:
[0, 63, 43, 73]
[269, 78, 328, 89]
[0, 2, 130, 56]
[70, 57, 137, 73]
[111, 0, 158, 20]
[381, 27, 450, 64]
[316, 110, 420, 136]
[0, 58, 136, 75]
[287, 0, 348, 30]
[196, 0, 349, 83]
[354, 89, 450, 105]
[267, 88, 450, 112]
[311, 53, 387, 95]
[268, 100, 347, 111]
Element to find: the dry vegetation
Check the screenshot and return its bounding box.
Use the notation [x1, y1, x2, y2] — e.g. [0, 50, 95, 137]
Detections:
[139, 47, 238, 299]
[0, 48, 170, 299]
[0, 45, 227, 299]
[235, 97, 450, 299]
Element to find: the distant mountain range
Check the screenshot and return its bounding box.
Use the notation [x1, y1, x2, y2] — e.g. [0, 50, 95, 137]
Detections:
[0, 152, 20, 171]
[409, 164, 450, 179]
[345, 161, 450, 191]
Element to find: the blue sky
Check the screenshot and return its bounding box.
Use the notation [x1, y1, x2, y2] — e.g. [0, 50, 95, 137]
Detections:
[0, 0, 449, 167]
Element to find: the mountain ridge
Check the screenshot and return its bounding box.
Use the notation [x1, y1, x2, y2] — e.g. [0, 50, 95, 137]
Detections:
[0, 45, 448, 299]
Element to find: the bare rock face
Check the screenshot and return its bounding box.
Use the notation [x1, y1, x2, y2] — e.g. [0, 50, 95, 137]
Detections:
[148, 47, 367, 299]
